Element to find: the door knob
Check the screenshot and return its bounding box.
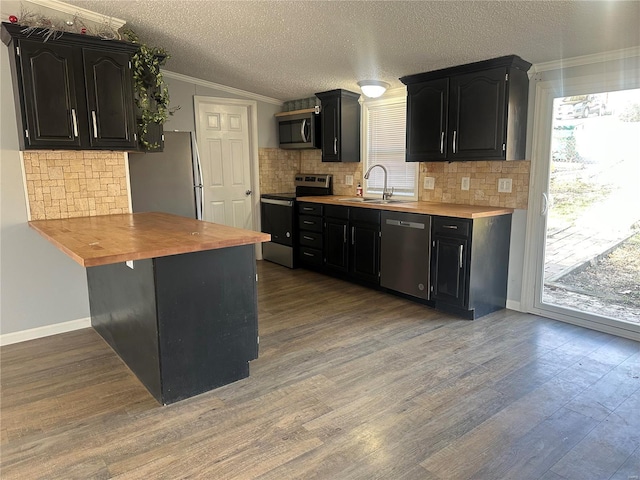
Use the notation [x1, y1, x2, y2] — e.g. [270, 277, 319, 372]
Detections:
[246, 190, 252, 196]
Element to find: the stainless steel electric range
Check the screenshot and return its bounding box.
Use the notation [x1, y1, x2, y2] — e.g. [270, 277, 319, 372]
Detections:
[260, 174, 333, 268]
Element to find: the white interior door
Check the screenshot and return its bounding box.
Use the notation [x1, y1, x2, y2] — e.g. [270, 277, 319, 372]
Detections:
[195, 97, 254, 229]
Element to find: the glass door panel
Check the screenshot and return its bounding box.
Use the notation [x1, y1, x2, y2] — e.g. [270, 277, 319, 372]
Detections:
[541, 88, 640, 325]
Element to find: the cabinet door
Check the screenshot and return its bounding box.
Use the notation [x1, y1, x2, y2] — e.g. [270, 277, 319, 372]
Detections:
[449, 67, 506, 160]
[324, 217, 349, 272]
[431, 236, 468, 307]
[350, 222, 380, 284]
[83, 49, 137, 149]
[320, 95, 340, 162]
[18, 40, 82, 148]
[406, 78, 448, 161]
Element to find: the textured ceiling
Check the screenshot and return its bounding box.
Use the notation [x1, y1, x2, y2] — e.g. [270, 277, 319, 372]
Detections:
[61, 1, 640, 101]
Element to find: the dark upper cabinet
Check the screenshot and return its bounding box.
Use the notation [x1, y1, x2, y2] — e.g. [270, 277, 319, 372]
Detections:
[401, 55, 531, 162]
[315, 89, 361, 163]
[83, 49, 137, 149]
[16, 40, 81, 149]
[2, 22, 138, 151]
[406, 78, 449, 161]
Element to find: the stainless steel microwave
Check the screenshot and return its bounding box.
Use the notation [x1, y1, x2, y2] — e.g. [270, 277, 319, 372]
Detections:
[277, 112, 321, 149]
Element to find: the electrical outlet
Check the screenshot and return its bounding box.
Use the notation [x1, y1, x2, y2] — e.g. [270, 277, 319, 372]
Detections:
[423, 176, 435, 190]
[498, 178, 513, 193]
[345, 175, 354, 186]
[461, 177, 470, 191]
[126, 260, 134, 269]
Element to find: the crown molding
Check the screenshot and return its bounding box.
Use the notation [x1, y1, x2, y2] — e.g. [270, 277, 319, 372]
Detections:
[532, 46, 640, 73]
[162, 70, 283, 106]
[25, 0, 126, 29]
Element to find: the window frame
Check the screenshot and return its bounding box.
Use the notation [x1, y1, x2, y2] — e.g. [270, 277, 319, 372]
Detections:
[361, 91, 418, 200]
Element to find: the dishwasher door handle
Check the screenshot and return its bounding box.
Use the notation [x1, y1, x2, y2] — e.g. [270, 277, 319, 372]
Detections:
[385, 219, 425, 229]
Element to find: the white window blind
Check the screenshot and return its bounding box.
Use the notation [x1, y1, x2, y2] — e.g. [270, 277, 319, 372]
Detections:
[363, 97, 417, 199]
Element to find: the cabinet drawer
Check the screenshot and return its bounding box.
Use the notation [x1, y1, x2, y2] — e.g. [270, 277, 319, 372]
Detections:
[351, 207, 380, 224]
[299, 247, 323, 266]
[433, 217, 471, 237]
[299, 231, 323, 249]
[298, 215, 323, 232]
[298, 202, 323, 216]
[324, 205, 349, 220]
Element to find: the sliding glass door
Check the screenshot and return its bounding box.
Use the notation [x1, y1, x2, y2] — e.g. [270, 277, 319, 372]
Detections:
[524, 67, 640, 340]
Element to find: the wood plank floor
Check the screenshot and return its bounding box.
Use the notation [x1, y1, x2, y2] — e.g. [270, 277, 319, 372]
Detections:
[1, 260, 639, 479]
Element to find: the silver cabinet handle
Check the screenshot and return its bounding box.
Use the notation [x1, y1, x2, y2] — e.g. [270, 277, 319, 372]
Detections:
[452, 130, 457, 154]
[440, 131, 444, 154]
[303, 220, 314, 225]
[343, 224, 347, 243]
[302, 207, 314, 211]
[351, 226, 355, 245]
[443, 225, 458, 230]
[300, 119, 308, 143]
[334, 137, 338, 155]
[91, 111, 98, 138]
[303, 235, 314, 241]
[71, 109, 78, 137]
[459, 245, 463, 269]
[303, 252, 315, 257]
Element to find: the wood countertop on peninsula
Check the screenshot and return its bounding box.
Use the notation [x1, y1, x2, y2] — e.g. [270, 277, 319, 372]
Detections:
[296, 196, 514, 219]
[29, 212, 271, 267]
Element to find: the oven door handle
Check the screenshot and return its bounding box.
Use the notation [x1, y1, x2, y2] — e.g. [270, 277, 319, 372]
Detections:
[261, 198, 294, 207]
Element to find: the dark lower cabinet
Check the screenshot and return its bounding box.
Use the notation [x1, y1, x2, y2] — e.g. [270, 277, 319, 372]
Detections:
[349, 211, 380, 284]
[431, 235, 468, 308]
[297, 202, 323, 268]
[324, 209, 349, 273]
[431, 214, 512, 319]
[87, 245, 258, 405]
[297, 201, 511, 320]
[323, 205, 380, 284]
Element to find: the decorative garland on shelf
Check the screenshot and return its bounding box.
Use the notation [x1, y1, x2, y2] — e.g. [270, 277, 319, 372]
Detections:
[6, 8, 178, 151]
[123, 29, 176, 150]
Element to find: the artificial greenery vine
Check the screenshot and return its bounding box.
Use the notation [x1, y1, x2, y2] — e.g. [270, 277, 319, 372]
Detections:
[122, 29, 176, 150]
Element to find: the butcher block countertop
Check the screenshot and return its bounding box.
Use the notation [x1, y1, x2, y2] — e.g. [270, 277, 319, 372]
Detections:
[29, 212, 271, 267]
[297, 196, 514, 219]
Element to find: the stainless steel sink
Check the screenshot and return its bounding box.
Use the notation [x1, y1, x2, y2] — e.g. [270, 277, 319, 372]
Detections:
[362, 198, 410, 205]
[338, 197, 410, 205]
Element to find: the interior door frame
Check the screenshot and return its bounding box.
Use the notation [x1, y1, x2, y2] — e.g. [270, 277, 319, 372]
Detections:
[193, 96, 262, 259]
[521, 69, 640, 341]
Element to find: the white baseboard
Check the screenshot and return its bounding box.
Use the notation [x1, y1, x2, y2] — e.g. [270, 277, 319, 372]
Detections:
[0, 317, 91, 346]
[506, 300, 522, 312]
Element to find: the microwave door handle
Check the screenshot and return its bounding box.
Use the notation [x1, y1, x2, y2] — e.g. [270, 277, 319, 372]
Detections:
[300, 119, 308, 143]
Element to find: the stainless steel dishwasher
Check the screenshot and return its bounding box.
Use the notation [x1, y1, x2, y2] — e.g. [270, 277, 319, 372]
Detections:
[380, 211, 431, 299]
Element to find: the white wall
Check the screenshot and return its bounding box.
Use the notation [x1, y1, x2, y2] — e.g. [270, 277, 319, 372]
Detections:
[162, 72, 281, 147]
[1, 46, 91, 337]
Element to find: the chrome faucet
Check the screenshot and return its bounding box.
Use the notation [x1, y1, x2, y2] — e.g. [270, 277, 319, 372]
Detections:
[364, 164, 394, 200]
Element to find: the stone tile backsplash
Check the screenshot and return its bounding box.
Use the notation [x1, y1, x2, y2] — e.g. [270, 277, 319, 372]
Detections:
[23, 151, 130, 220]
[259, 147, 530, 209]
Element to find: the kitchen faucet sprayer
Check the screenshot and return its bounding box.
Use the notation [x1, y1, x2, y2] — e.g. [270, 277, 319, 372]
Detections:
[364, 164, 394, 200]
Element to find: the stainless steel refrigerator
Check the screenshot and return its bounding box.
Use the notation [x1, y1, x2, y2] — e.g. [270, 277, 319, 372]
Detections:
[128, 131, 203, 220]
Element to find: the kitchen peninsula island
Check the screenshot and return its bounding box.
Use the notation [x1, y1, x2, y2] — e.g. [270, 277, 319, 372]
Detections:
[29, 212, 270, 405]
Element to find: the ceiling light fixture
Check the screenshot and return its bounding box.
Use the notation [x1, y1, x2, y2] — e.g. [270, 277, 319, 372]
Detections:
[357, 80, 390, 98]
